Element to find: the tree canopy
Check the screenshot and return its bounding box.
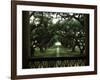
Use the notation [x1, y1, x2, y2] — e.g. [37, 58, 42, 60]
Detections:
[29, 11, 89, 55]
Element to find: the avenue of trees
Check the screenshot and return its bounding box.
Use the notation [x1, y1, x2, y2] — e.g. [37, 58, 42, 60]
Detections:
[30, 12, 89, 55]
[22, 11, 89, 68]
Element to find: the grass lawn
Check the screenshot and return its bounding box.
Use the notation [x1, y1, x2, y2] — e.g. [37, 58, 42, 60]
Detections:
[33, 45, 80, 57]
